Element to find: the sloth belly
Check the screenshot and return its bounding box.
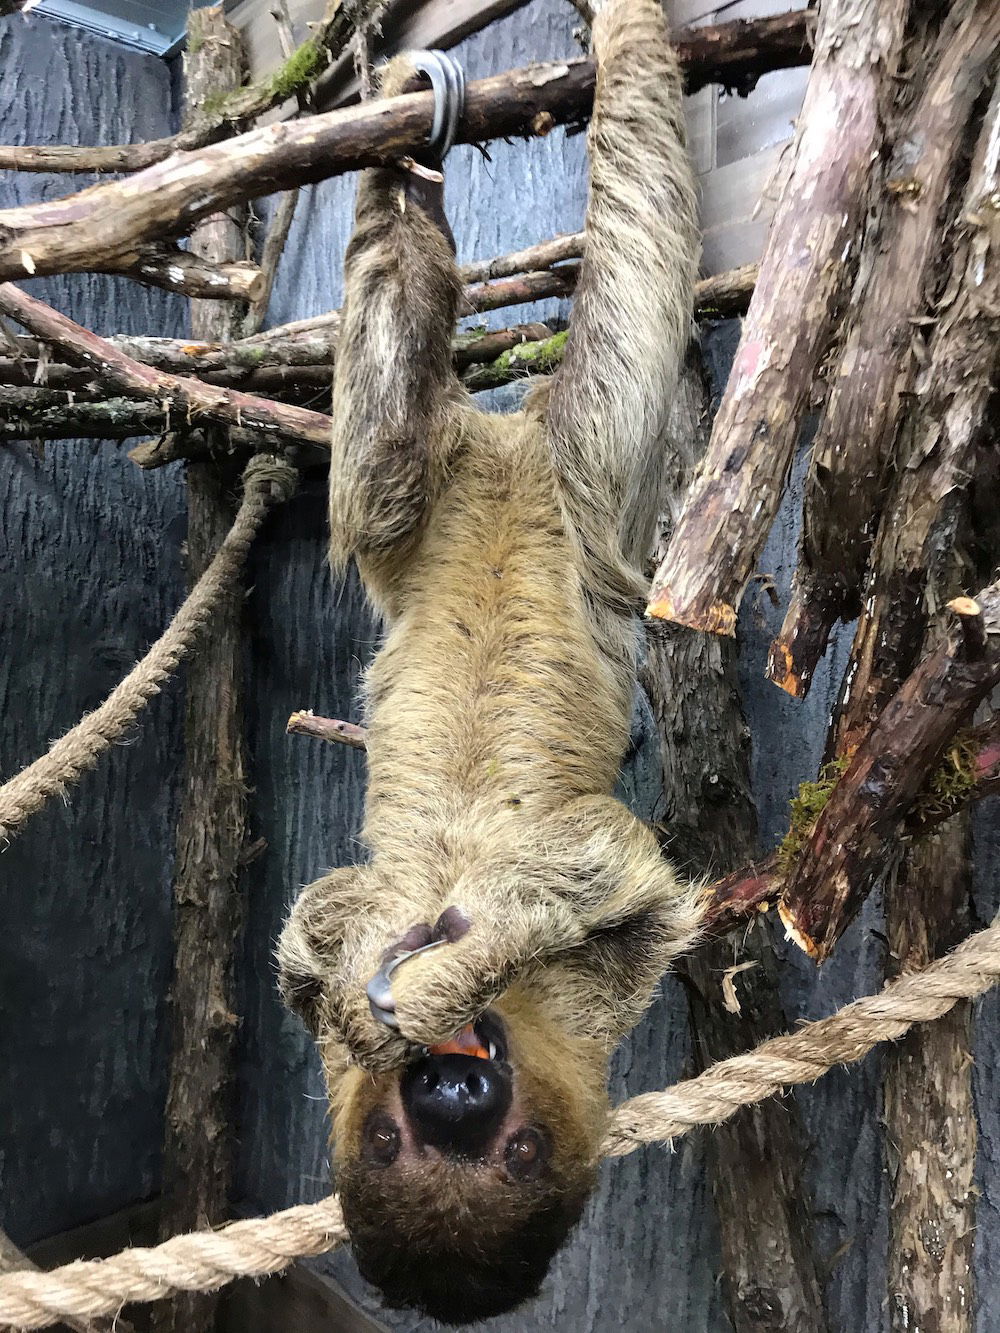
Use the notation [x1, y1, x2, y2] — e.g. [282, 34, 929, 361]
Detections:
[361, 447, 634, 838]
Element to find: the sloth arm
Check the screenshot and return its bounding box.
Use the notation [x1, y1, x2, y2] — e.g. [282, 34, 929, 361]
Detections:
[385, 795, 703, 1049]
[327, 60, 463, 573]
[544, 0, 700, 591]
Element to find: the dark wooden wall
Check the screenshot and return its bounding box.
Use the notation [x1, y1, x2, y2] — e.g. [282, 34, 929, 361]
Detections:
[1, 8, 999, 1333]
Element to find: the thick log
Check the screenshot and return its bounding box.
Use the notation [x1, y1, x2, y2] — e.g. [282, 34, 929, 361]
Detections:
[829, 72, 1000, 757]
[779, 585, 1000, 961]
[0, 16, 810, 287]
[641, 354, 827, 1332]
[155, 14, 249, 1333]
[884, 826, 976, 1333]
[768, 1, 1000, 699]
[647, 0, 909, 635]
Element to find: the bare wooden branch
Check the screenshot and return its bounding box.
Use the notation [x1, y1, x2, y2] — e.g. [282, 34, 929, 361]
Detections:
[287, 710, 367, 748]
[242, 192, 298, 337]
[767, 3, 1000, 698]
[0, 283, 331, 446]
[779, 581, 1000, 961]
[647, 0, 909, 635]
[459, 232, 583, 283]
[0, 11, 812, 180]
[0, 0, 375, 175]
[0, 14, 811, 287]
[827, 72, 1000, 756]
[155, 16, 249, 1333]
[462, 265, 580, 314]
[101, 246, 264, 303]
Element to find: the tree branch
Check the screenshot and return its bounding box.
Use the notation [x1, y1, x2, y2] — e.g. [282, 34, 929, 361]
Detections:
[0, 283, 331, 447]
[767, 4, 1000, 698]
[0, 11, 812, 177]
[0, 14, 809, 287]
[99, 246, 264, 303]
[779, 585, 1000, 961]
[0, 0, 374, 174]
[647, 0, 909, 635]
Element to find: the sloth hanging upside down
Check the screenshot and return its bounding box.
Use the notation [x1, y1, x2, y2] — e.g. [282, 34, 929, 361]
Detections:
[278, 0, 701, 1322]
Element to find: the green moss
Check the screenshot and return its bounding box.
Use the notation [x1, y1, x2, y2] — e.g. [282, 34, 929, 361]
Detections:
[913, 733, 980, 826]
[495, 328, 569, 374]
[232, 343, 273, 370]
[266, 37, 326, 103]
[776, 757, 851, 874]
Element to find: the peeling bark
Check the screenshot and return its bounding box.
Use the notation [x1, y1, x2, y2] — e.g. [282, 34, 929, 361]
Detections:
[647, 0, 910, 635]
[769, 1, 1000, 699]
[779, 585, 1000, 961]
[885, 823, 976, 1333]
[831, 72, 1000, 757]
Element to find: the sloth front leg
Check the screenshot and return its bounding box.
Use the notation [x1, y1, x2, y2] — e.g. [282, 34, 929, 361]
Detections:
[327, 53, 464, 574]
[277, 865, 435, 1070]
[371, 796, 704, 1048]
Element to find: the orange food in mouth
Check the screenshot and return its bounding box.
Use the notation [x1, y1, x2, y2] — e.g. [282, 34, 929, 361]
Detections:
[428, 1023, 491, 1060]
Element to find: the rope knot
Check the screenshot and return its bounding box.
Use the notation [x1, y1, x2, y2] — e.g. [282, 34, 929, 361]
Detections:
[243, 453, 298, 505]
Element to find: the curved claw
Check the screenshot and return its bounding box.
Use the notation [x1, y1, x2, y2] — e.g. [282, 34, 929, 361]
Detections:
[410, 49, 466, 163]
[366, 937, 447, 1030]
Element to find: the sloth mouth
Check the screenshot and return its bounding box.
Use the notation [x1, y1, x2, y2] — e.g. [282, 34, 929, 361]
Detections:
[427, 1011, 507, 1063]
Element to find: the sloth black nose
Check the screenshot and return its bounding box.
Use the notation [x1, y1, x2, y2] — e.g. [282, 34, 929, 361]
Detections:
[401, 1055, 512, 1158]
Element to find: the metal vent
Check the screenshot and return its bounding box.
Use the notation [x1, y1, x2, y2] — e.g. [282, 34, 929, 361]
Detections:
[32, 0, 211, 55]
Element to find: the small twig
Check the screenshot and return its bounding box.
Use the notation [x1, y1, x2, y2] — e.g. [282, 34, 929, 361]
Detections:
[286, 710, 367, 749]
[948, 596, 988, 661]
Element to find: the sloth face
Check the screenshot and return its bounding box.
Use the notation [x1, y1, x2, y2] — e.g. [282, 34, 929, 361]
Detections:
[333, 1001, 605, 1324]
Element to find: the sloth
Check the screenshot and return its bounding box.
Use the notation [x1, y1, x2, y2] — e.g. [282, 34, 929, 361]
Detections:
[277, 0, 701, 1322]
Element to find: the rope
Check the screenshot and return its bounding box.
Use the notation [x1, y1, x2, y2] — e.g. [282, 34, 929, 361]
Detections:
[0, 454, 296, 843]
[0, 1200, 347, 1330]
[2, 905, 999, 1329]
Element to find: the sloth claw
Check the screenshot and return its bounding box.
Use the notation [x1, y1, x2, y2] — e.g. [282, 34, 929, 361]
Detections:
[367, 935, 447, 1029]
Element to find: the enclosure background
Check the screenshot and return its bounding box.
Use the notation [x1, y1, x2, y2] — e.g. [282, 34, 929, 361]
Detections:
[1, 8, 999, 1331]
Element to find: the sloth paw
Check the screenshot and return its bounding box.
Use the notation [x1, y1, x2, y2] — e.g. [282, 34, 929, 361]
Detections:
[366, 908, 472, 1029]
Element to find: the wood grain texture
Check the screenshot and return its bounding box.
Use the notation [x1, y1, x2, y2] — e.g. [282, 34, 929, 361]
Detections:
[155, 12, 249, 1333]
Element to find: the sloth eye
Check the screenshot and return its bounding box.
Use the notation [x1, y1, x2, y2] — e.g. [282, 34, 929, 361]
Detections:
[504, 1127, 549, 1181]
[362, 1111, 401, 1166]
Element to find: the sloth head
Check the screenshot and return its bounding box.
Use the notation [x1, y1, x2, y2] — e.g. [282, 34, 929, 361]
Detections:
[330, 995, 607, 1324]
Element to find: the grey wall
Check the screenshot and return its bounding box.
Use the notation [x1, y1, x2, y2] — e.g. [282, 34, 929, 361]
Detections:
[0, 17, 186, 1243]
[2, 7, 999, 1333]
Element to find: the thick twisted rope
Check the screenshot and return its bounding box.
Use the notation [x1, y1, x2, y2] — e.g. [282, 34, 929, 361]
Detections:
[0, 454, 296, 842]
[3, 906, 1000, 1328]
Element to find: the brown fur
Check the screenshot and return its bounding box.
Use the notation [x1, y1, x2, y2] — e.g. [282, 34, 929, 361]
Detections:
[277, 0, 701, 1320]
